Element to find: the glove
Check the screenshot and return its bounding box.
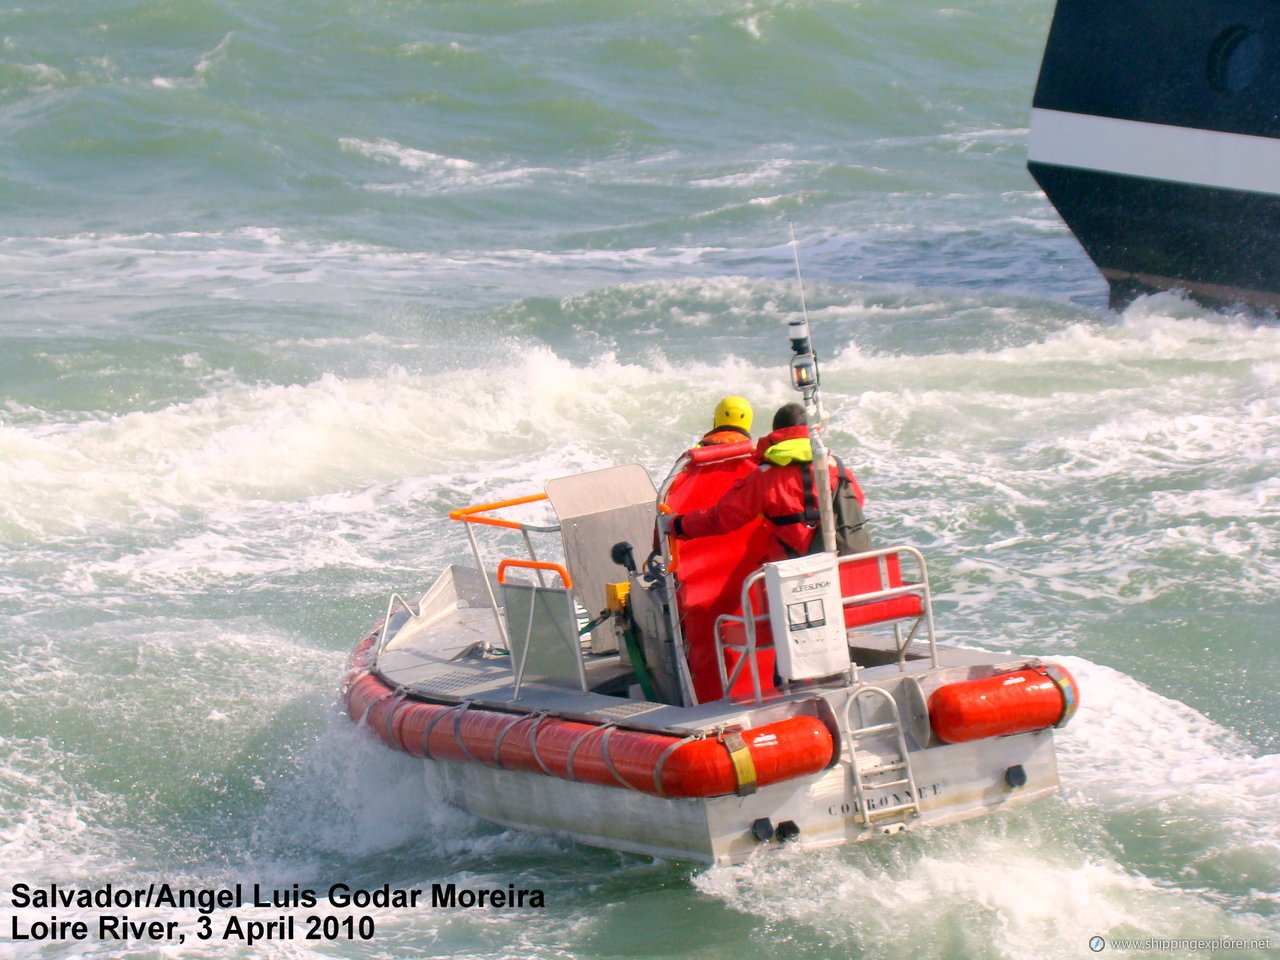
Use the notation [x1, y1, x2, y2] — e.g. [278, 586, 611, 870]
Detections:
[657, 514, 683, 538]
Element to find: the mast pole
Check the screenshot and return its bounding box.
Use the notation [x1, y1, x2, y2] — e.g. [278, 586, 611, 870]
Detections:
[787, 225, 837, 555]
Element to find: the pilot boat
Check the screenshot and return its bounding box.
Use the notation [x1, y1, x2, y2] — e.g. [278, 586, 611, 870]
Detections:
[343, 316, 1079, 865]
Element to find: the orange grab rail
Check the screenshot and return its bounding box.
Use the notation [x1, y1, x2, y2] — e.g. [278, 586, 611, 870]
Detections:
[449, 493, 550, 531]
[496, 559, 573, 589]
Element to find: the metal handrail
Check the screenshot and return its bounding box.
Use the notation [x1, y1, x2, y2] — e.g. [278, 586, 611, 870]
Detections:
[500, 561, 586, 700]
[376, 592, 421, 660]
[841, 546, 938, 669]
[713, 609, 771, 701]
[448, 493, 563, 654]
[656, 455, 691, 506]
[712, 545, 939, 704]
[714, 568, 770, 704]
[449, 493, 560, 533]
[497, 559, 573, 588]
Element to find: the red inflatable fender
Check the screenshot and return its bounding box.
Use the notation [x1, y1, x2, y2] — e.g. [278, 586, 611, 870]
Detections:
[929, 664, 1079, 744]
[343, 630, 834, 798]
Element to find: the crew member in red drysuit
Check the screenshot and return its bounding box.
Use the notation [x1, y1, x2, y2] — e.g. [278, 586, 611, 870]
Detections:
[668, 402, 864, 562]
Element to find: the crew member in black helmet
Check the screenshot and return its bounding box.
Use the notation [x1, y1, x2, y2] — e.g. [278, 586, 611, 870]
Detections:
[669, 402, 865, 562]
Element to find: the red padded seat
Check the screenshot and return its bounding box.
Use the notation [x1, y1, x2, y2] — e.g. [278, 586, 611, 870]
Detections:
[839, 554, 924, 629]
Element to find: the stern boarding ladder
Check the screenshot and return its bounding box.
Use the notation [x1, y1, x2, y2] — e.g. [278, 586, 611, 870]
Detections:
[846, 685, 921, 831]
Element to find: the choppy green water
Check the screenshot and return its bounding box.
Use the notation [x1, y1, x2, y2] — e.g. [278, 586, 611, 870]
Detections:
[1, 2, 1277, 958]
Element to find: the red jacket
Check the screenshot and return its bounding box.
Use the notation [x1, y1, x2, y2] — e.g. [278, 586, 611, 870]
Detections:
[676, 425, 865, 561]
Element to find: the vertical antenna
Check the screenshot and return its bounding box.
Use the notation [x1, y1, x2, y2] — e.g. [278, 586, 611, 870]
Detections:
[789, 220, 811, 333]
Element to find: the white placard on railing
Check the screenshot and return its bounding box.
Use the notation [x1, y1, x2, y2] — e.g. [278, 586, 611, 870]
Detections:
[765, 553, 849, 681]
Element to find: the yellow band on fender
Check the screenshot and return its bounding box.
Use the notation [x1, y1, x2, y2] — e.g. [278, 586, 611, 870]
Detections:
[722, 732, 758, 796]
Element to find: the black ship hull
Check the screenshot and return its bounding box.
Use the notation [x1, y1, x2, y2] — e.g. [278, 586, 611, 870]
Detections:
[1029, 0, 1280, 310]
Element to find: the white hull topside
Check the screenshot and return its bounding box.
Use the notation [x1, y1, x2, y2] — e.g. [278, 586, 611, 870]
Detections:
[429, 721, 1060, 866]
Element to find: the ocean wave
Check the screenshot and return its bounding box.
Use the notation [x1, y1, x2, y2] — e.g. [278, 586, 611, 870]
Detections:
[692, 656, 1279, 957]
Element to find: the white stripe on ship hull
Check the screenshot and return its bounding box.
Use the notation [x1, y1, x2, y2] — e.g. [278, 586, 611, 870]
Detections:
[1029, 107, 1280, 197]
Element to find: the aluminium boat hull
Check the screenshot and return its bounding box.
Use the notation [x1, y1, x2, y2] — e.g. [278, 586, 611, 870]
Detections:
[345, 570, 1069, 865]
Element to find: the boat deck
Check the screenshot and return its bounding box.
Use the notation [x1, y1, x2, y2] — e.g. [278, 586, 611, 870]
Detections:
[375, 596, 1007, 736]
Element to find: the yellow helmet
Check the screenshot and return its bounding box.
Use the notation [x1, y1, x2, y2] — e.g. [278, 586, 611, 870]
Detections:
[713, 396, 753, 432]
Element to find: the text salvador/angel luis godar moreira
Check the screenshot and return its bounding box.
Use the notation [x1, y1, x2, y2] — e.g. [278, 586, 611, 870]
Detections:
[8, 881, 547, 911]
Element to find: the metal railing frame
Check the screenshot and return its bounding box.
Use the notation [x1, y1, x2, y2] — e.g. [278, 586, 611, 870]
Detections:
[713, 546, 939, 705]
[447, 494, 562, 654]
[495, 559, 583, 699]
[376, 592, 421, 660]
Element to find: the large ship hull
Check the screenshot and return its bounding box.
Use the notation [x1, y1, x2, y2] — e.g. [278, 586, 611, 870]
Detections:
[1029, 0, 1280, 310]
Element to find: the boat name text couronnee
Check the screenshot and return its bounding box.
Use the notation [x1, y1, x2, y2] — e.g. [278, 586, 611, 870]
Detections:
[5, 882, 545, 947]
